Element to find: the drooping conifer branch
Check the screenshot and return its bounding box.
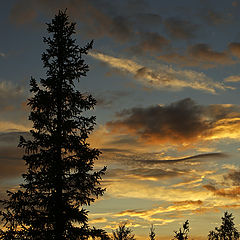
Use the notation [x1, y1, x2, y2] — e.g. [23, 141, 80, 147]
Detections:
[0, 10, 108, 240]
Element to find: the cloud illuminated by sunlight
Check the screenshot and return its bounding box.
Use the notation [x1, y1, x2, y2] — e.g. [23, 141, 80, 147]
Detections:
[106, 180, 212, 201]
[0, 121, 30, 132]
[224, 75, 240, 82]
[105, 98, 240, 147]
[89, 52, 228, 93]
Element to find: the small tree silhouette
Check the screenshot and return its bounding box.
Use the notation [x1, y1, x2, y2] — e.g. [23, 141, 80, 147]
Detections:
[208, 212, 239, 240]
[0, 10, 107, 240]
[173, 220, 189, 240]
[149, 225, 156, 240]
[112, 223, 135, 240]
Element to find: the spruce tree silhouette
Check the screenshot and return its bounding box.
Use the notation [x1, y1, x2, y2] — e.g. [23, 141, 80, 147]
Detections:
[149, 225, 156, 240]
[173, 220, 189, 240]
[112, 223, 135, 240]
[208, 212, 239, 240]
[0, 10, 108, 240]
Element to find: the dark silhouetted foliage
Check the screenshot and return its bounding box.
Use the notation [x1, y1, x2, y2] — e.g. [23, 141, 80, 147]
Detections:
[112, 223, 135, 240]
[208, 212, 239, 240]
[149, 225, 156, 240]
[0, 10, 107, 240]
[173, 220, 189, 240]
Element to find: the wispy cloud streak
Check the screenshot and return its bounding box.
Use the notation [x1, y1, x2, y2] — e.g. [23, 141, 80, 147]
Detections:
[89, 52, 228, 93]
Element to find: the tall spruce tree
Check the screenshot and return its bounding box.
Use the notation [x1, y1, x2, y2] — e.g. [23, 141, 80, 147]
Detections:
[0, 10, 107, 240]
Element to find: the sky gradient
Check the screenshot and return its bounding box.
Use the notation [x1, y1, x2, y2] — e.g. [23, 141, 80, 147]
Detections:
[2, 0, 240, 239]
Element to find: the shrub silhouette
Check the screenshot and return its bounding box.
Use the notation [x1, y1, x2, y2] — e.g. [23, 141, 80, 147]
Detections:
[112, 223, 135, 240]
[208, 212, 239, 240]
[149, 225, 156, 240]
[173, 220, 189, 240]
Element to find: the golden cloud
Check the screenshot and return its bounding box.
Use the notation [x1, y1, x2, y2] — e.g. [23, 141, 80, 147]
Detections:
[89, 217, 108, 224]
[106, 180, 211, 202]
[204, 185, 240, 199]
[0, 121, 30, 132]
[115, 200, 203, 219]
[89, 52, 227, 93]
[224, 75, 240, 82]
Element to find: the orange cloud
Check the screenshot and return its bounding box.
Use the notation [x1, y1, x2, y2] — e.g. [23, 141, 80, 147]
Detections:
[173, 200, 203, 205]
[114, 200, 204, 223]
[204, 185, 240, 198]
[228, 42, 240, 57]
[89, 217, 108, 224]
[106, 179, 211, 202]
[224, 75, 240, 82]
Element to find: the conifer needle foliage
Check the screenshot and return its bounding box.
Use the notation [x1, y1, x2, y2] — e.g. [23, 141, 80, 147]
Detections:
[0, 10, 107, 240]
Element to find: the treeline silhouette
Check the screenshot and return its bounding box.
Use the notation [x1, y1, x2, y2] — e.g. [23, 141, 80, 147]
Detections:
[111, 212, 239, 240]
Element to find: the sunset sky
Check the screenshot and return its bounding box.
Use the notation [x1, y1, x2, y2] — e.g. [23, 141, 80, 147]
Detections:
[2, 0, 240, 239]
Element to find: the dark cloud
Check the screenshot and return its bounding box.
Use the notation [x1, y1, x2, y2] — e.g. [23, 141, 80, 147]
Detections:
[84, 14, 133, 42]
[7, 0, 193, 55]
[158, 53, 193, 66]
[107, 135, 139, 146]
[96, 91, 130, 108]
[10, 0, 37, 24]
[164, 17, 198, 40]
[203, 184, 218, 192]
[232, 1, 238, 7]
[100, 148, 133, 153]
[10, 0, 135, 43]
[130, 32, 170, 54]
[11, 0, 167, 47]
[159, 43, 234, 68]
[188, 44, 233, 64]
[133, 13, 162, 25]
[133, 153, 227, 165]
[224, 170, 240, 186]
[203, 10, 226, 25]
[109, 16, 133, 42]
[107, 98, 205, 145]
[106, 98, 240, 145]
[99, 146, 226, 172]
[0, 146, 25, 179]
[125, 0, 148, 13]
[228, 42, 240, 58]
[134, 67, 161, 81]
[75, 4, 134, 42]
[106, 168, 185, 181]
